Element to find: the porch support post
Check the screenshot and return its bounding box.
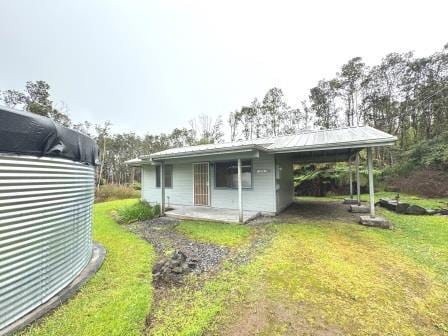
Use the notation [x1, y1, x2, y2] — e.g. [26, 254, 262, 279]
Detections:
[348, 156, 353, 199]
[355, 152, 361, 205]
[161, 161, 165, 216]
[367, 147, 375, 218]
[237, 158, 243, 223]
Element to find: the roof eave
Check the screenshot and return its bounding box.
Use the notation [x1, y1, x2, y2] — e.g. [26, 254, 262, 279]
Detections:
[149, 144, 266, 161]
[269, 137, 397, 154]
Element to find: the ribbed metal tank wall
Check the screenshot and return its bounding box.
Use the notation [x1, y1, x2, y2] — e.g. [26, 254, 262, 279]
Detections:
[0, 154, 95, 330]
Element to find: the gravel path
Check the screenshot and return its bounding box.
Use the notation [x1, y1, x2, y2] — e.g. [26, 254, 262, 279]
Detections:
[128, 217, 229, 274]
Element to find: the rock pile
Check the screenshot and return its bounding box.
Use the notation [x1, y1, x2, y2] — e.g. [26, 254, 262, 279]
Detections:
[152, 250, 199, 284]
[377, 198, 447, 215]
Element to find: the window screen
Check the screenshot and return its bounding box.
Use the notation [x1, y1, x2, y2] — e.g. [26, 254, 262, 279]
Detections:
[215, 160, 252, 189]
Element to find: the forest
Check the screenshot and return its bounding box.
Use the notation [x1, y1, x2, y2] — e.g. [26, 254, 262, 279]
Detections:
[1, 43, 447, 195]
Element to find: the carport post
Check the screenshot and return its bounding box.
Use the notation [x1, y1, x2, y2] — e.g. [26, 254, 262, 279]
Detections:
[161, 161, 165, 216]
[348, 157, 353, 199]
[355, 153, 361, 205]
[237, 158, 243, 223]
[367, 147, 375, 218]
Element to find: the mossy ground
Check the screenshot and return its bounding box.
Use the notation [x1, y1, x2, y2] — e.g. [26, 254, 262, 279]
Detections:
[148, 196, 448, 335]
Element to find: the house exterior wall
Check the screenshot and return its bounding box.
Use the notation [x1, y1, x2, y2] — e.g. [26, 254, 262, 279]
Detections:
[142, 162, 193, 207]
[210, 152, 276, 214]
[275, 154, 294, 212]
[141, 151, 277, 214]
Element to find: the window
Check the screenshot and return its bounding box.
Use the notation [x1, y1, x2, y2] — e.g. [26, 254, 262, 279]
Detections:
[215, 160, 252, 189]
[156, 165, 173, 188]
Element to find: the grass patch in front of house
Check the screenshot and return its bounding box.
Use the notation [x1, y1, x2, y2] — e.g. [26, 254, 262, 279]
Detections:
[21, 199, 155, 336]
[176, 220, 252, 247]
[148, 265, 252, 336]
[117, 200, 160, 224]
[149, 195, 448, 335]
[375, 208, 448, 284]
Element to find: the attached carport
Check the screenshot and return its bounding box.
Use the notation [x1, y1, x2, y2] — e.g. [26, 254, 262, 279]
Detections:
[269, 126, 396, 225]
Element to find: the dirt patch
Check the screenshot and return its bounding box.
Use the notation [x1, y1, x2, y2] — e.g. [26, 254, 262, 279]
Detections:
[215, 295, 343, 336]
[249, 200, 360, 225]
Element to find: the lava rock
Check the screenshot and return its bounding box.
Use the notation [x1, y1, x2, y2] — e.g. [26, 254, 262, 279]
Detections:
[152, 249, 204, 284]
[405, 204, 427, 215]
[425, 209, 438, 215]
[396, 203, 410, 214]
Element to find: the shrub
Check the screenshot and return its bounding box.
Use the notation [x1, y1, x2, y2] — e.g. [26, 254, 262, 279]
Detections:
[95, 184, 140, 203]
[117, 200, 157, 224]
[393, 131, 448, 176]
[130, 182, 141, 190]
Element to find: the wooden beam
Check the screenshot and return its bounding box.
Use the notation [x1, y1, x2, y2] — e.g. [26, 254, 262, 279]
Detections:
[355, 152, 361, 205]
[161, 161, 165, 216]
[237, 158, 243, 223]
[367, 147, 375, 218]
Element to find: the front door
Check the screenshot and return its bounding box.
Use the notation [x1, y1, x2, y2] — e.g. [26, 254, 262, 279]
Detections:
[193, 163, 209, 206]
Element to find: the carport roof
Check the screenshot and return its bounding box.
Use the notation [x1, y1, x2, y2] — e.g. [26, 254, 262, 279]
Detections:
[128, 126, 396, 165]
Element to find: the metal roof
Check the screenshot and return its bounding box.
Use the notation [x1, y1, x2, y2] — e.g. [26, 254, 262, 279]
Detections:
[128, 126, 396, 164]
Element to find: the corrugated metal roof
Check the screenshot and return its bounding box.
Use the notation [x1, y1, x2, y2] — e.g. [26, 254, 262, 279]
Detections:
[146, 137, 275, 158]
[266, 126, 395, 152]
[139, 126, 396, 161]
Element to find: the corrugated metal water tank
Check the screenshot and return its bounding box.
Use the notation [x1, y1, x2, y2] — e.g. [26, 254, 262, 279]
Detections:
[0, 105, 99, 332]
[0, 154, 95, 330]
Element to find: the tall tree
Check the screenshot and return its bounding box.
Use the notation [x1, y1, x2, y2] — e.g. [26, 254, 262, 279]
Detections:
[310, 80, 339, 129]
[0, 80, 71, 126]
[95, 121, 112, 188]
[228, 110, 241, 141]
[339, 57, 366, 126]
[261, 87, 289, 136]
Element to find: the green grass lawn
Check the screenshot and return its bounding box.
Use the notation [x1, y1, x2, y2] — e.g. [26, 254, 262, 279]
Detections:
[17, 196, 448, 335]
[149, 195, 448, 335]
[20, 199, 155, 336]
[176, 221, 251, 247]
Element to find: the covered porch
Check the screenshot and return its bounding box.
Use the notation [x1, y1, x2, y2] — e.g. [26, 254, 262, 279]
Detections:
[165, 205, 260, 224]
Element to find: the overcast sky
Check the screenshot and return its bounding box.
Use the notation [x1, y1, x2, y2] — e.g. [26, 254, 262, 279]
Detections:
[1, 0, 447, 135]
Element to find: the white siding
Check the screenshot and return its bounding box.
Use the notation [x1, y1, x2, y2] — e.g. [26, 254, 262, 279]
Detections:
[210, 152, 276, 214]
[141, 163, 193, 206]
[141, 152, 277, 214]
[275, 154, 294, 212]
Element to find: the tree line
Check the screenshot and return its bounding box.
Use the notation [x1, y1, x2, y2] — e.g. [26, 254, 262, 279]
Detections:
[229, 43, 448, 150]
[0, 83, 224, 185]
[1, 43, 446, 185]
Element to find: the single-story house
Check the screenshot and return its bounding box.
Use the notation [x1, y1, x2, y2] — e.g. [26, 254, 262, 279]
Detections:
[127, 126, 396, 223]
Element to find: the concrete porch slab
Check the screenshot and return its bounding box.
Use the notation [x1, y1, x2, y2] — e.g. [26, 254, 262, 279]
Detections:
[165, 205, 260, 224]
